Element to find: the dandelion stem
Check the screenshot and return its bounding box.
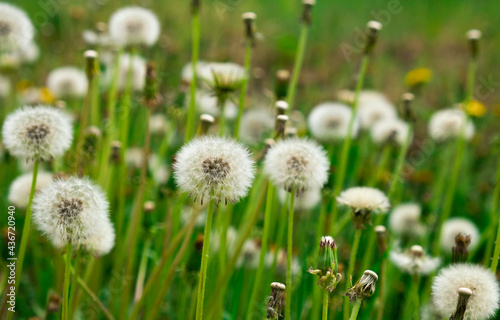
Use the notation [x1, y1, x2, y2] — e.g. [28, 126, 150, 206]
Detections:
[411, 275, 420, 320]
[344, 228, 362, 320]
[195, 200, 215, 320]
[348, 299, 362, 320]
[62, 243, 73, 320]
[235, 40, 252, 139]
[246, 182, 274, 319]
[287, 23, 309, 111]
[376, 259, 387, 320]
[185, 9, 201, 142]
[285, 189, 296, 320]
[489, 156, 500, 272]
[330, 55, 370, 235]
[322, 289, 329, 320]
[218, 96, 227, 136]
[387, 125, 413, 197]
[74, 273, 114, 320]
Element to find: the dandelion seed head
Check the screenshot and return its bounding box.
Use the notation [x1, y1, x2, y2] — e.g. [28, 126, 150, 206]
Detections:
[389, 203, 425, 238]
[307, 102, 359, 141]
[337, 187, 390, 214]
[2, 106, 73, 161]
[8, 171, 53, 208]
[278, 187, 321, 211]
[357, 90, 397, 129]
[82, 218, 115, 256]
[199, 62, 246, 94]
[111, 54, 147, 91]
[47, 67, 88, 99]
[109, 7, 160, 47]
[181, 61, 208, 84]
[32, 177, 110, 247]
[192, 91, 238, 120]
[174, 136, 255, 205]
[389, 246, 440, 275]
[371, 118, 411, 146]
[240, 109, 274, 145]
[440, 218, 479, 254]
[428, 108, 475, 142]
[432, 264, 500, 320]
[264, 138, 328, 193]
[0, 3, 34, 51]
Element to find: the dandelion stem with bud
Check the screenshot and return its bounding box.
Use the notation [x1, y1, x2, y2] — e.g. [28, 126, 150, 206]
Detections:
[349, 300, 362, 320]
[285, 188, 296, 320]
[322, 290, 329, 320]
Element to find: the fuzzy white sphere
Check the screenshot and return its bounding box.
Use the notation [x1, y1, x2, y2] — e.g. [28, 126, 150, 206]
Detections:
[8, 171, 53, 208]
[47, 67, 88, 99]
[111, 54, 147, 91]
[440, 218, 479, 254]
[278, 187, 321, 211]
[389, 247, 440, 275]
[432, 264, 499, 320]
[239, 109, 274, 145]
[181, 61, 208, 84]
[174, 136, 255, 205]
[428, 108, 475, 142]
[307, 102, 359, 141]
[371, 118, 411, 146]
[264, 138, 329, 193]
[2, 106, 73, 161]
[19, 41, 39, 63]
[109, 6, 160, 47]
[0, 3, 34, 51]
[337, 187, 390, 213]
[199, 62, 246, 83]
[357, 90, 397, 129]
[389, 203, 425, 238]
[193, 91, 238, 120]
[32, 177, 110, 247]
[82, 218, 115, 256]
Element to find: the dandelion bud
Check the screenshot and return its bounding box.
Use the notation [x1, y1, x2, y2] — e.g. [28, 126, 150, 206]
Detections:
[274, 114, 288, 139]
[191, 0, 201, 15]
[452, 233, 471, 263]
[346, 270, 378, 302]
[309, 236, 342, 292]
[143, 200, 155, 213]
[364, 21, 382, 55]
[449, 288, 473, 320]
[466, 29, 481, 59]
[110, 141, 122, 164]
[242, 12, 257, 44]
[84, 50, 99, 80]
[401, 92, 416, 122]
[47, 292, 62, 313]
[267, 282, 286, 319]
[301, 0, 316, 26]
[96, 21, 107, 33]
[143, 62, 162, 109]
[83, 126, 101, 161]
[197, 114, 215, 136]
[275, 100, 289, 116]
[275, 70, 290, 100]
[374, 225, 387, 254]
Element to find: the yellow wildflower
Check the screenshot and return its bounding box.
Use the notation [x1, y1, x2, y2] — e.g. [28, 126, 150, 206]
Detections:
[464, 100, 486, 117]
[405, 68, 432, 87]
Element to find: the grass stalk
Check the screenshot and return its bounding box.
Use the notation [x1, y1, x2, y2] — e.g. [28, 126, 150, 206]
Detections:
[343, 228, 362, 320]
[235, 40, 252, 139]
[185, 10, 201, 142]
[62, 243, 73, 320]
[285, 189, 296, 320]
[287, 24, 309, 111]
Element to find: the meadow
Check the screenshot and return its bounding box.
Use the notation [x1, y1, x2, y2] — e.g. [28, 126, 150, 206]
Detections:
[1, 0, 500, 319]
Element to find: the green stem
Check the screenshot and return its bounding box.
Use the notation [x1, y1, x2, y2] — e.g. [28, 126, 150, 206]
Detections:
[195, 201, 215, 320]
[344, 229, 362, 320]
[62, 243, 73, 320]
[246, 182, 274, 319]
[287, 24, 309, 111]
[218, 97, 227, 137]
[349, 300, 362, 320]
[387, 125, 413, 198]
[490, 159, 500, 272]
[285, 190, 296, 320]
[411, 276, 420, 320]
[322, 289, 329, 320]
[75, 274, 114, 320]
[376, 259, 387, 320]
[368, 144, 392, 187]
[90, 72, 100, 126]
[185, 11, 201, 142]
[235, 41, 252, 139]
[330, 55, 370, 234]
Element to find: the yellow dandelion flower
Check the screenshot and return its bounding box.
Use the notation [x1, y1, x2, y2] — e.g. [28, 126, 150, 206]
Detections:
[464, 100, 487, 117]
[40, 87, 55, 104]
[405, 68, 432, 87]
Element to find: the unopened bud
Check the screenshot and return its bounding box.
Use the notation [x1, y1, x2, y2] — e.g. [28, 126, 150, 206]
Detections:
[364, 21, 382, 55]
[83, 126, 102, 160]
[267, 282, 286, 319]
[275, 100, 289, 115]
[301, 0, 316, 25]
[197, 114, 215, 136]
[466, 29, 481, 59]
[191, 0, 200, 15]
[110, 141, 122, 164]
[84, 50, 99, 80]
[401, 92, 416, 122]
[143, 62, 162, 109]
[275, 70, 290, 100]
[346, 270, 378, 302]
[450, 287, 473, 320]
[452, 233, 471, 263]
[374, 225, 387, 254]
[274, 114, 288, 139]
[242, 12, 257, 44]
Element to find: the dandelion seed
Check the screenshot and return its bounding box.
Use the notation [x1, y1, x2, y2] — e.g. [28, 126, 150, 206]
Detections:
[428, 108, 475, 142]
[2, 106, 73, 162]
[370, 118, 411, 146]
[337, 187, 390, 228]
[240, 109, 274, 145]
[32, 176, 110, 247]
[440, 218, 479, 254]
[8, 171, 53, 208]
[0, 3, 34, 51]
[47, 67, 88, 99]
[264, 138, 329, 193]
[432, 264, 500, 320]
[389, 203, 425, 238]
[109, 6, 160, 47]
[357, 90, 397, 129]
[307, 102, 359, 142]
[389, 245, 440, 275]
[174, 136, 255, 205]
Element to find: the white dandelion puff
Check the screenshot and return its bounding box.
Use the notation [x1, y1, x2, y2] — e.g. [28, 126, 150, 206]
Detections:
[278, 187, 321, 211]
[240, 109, 274, 145]
[432, 264, 500, 320]
[174, 136, 255, 205]
[357, 90, 397, 129]
[337, 187, 390, 213]
[32, 177, 110, 247]
[199, 62, 246, 85]
[82, 218, 115, 256]
[440, 218, 479, 254]
[2, 106, 73, 161]
[109, 6, 160, 47]
[8, 171, 53, 209]
[149, 114, 168, 135]
[307, 102, 359, 141]
[0, 3, 34, 51]
[428, 108, 475, 142]
[191, 90, 238, 120]
[264, 138, 329, 193]
[47, 67, 88, 99]
[389, 245, 440, 275]
[371, 118, 412, 146]
[18, 41, 39, 63]
[109, 54, 147, 91]
[389, 203, 425, 238]
[181, 61, 208, 84]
